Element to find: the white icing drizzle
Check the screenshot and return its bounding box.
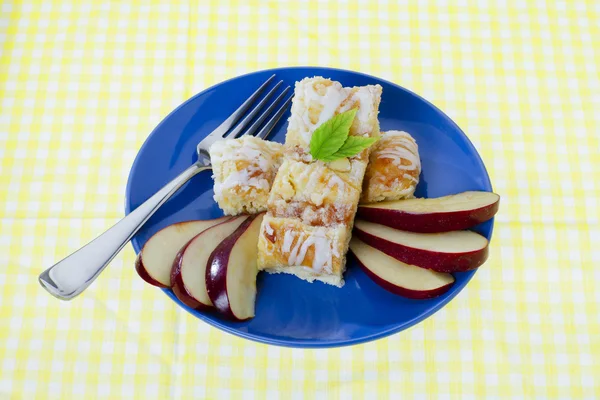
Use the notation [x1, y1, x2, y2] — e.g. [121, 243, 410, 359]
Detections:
[264, 222, 274, 236]
[217, 169, 270, 194]
[282, 228, 334, 273]
[282, 230, 294, 253]
[287, 232, 304, 264]
[338, 86, 376, 130]
[292, 161, 346, 204]
[353, 87, 376, 123]
[209, 136, 282, 201]
[375, 130, 420, 172]
[404, 173, 419, 183]
[297, 80, 348, 143]
[327, 173, 345, 189]
[304, 82, 348, 127]
[288, 77, 381, 144]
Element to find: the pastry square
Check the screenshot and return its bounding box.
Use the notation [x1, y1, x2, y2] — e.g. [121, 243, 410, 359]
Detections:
[284, 76, 382, 190]
[361, 130, 421, 203]
[285, 76, 383, 150]
[267, 158, 361, 227]
[210, 136, 284, 215]
[257, 215, 349, 287]
[257, 76, 383, 287]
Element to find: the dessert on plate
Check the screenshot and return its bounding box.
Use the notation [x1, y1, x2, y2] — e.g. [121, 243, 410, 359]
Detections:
[285, 77, 382, 153]
[257, 77, 382, 287]
[267, 158, 361, 227]
[257, 215, 349, 286]
[284, 77, 382, 190]
[209, 136, 283, 215]
[136, 73, 501, 320]
[361, 130, 420, 203]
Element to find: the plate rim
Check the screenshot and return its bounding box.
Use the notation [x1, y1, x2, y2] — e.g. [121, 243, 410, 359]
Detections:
[124, 66, 494, 348]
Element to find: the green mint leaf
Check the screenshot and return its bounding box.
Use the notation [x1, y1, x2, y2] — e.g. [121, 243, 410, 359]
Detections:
[323, 136, 378, 161]
[309, 108, 357, 161]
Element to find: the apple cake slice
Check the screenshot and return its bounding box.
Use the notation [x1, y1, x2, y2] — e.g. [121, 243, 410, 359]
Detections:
[257, 214, 349, 287]
[210, 136, 283, 215]
[267, 158, 361, 227]
[284, 76, 382, 190]
[257, 77, 383, 287]
[361, 130, 421, 203]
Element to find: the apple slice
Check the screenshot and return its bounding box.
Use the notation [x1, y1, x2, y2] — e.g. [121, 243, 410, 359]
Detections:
[170, 215, 248, 311]
[135, 217, 230, 287]
[358, 191, 500, 233]
[353, 220, 489, 272]
[206, 213, 264, 321]
[350, 238, 454, 299]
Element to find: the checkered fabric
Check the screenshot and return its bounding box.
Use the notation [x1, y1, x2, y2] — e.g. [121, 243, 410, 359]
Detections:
[1, 0, 598, 398]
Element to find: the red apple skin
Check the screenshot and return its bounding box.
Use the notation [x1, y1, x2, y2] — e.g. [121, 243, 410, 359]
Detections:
[205, 215, 257, 321]
[135, 253, 169, 288]
[135, 217, 230, 287]
[170, 243, 213, 312]
[357, 199, 499, 233]
[351, 252, 454, 299]
[352, 228, 489, 273]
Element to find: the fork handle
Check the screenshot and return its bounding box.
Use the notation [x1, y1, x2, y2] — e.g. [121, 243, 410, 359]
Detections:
[38, 161, 211, 300]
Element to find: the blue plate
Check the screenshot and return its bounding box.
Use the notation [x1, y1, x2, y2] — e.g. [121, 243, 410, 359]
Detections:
[125, 67, 493, 348]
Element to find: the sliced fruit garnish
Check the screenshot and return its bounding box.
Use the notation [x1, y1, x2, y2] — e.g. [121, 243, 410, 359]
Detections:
[135, 217, 230, 287]
[206, 214, 265, 321]
[350, 237, 454, 299]
[353, 219, 489, 272]
[358, 191, 500, 233]
[171, 216, 248, 310]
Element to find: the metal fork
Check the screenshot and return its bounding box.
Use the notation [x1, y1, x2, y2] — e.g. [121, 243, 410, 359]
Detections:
[39, 75, 291, 300]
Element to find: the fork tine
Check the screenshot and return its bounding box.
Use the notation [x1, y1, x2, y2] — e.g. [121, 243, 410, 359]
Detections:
[210, 74, 276, 138]
[255, 95, 292, 140]
[227, 81, 283, 139]
[241, 86, 290, 138]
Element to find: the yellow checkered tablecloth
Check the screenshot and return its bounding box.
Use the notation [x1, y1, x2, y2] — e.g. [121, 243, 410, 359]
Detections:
[1, 0, 598, 398]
